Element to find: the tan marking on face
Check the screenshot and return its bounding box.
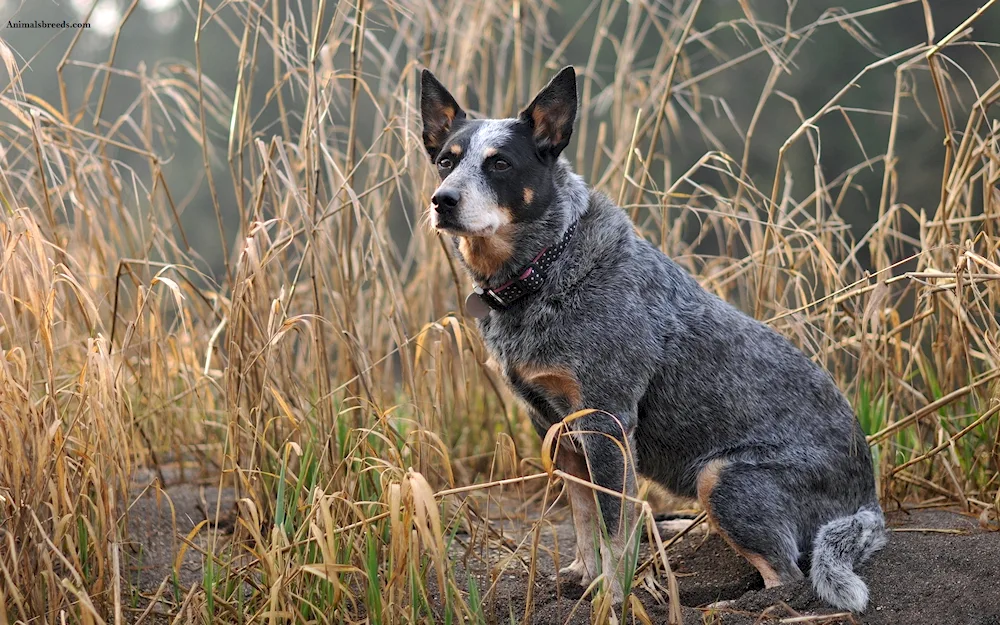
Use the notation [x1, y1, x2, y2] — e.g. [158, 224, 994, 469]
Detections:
[523, 187, 534, 204]
[449, 144, 462, 156]
[515, 363, 582, 410]
[457, 220, 515, 277]
[483, 147, 498, 158]
[696, 459, 783, 588]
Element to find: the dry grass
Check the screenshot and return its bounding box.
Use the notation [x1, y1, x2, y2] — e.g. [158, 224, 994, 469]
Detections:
[1, 0, 998, 623]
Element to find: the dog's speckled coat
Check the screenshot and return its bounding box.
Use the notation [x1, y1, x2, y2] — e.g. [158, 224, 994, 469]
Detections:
[421, 66, 886, 612]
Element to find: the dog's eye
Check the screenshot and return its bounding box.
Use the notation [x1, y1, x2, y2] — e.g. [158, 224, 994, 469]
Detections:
[493, 159, 511, 171]
[438, 158, 453, 169]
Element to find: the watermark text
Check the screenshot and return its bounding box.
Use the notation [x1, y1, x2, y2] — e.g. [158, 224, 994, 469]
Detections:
[7, 20, 91, 29]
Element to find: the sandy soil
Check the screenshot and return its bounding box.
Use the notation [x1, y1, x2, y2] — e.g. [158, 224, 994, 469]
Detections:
[124, 472, 1000, 624]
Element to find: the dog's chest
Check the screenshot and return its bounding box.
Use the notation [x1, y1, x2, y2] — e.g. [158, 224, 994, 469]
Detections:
[477, 314, 570, 432]
[476, 313, 542, 378]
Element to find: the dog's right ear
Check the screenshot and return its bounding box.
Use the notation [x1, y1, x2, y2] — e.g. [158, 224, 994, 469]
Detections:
[420, 69, 466, 161]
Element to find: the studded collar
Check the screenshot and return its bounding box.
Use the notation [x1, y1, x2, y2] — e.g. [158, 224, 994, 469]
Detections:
[464, 221, 578, 318]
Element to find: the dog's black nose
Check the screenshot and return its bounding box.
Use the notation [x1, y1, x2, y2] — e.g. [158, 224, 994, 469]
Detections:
[432, 188, 461, 212]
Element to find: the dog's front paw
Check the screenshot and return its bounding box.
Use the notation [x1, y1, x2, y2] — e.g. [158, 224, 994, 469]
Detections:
[556, 558, 594, 586]
[601, 577, 624, 605]
[705, 599, 735, 610]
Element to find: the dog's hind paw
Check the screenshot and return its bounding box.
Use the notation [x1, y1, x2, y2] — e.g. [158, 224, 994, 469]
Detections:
[656, 517, 708, 537]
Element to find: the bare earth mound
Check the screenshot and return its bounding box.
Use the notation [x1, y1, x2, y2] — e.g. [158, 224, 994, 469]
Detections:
[126, 476, 1000, 624]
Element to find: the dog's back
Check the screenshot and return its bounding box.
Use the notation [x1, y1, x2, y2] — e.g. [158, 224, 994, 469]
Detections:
[508, 186, 875, 497]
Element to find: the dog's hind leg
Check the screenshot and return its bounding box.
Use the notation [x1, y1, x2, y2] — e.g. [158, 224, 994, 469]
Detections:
[555, 446, 599, 586]
[697, 459, 805, 588]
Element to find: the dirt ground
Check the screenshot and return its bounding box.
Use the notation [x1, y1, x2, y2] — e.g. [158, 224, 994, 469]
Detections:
[125, 471, 1000, 624]
[478, 507, 1000, 625]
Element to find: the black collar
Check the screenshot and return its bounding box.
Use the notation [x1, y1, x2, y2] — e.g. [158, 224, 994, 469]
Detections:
[464, 221, 577, 318]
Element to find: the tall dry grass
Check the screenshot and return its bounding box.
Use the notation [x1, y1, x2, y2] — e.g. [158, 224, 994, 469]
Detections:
[0, 0, 998, 623]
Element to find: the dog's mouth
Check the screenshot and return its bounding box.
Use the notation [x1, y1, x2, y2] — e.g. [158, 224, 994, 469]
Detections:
[431, 214, 497, 238]
[438, 225, 496, 238]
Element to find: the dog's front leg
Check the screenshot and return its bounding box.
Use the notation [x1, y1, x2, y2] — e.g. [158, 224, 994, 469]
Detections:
[571, 411, 640, 604]
[556, 445, 599, 585]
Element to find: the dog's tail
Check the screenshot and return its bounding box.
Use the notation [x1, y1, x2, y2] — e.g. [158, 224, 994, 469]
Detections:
[809, 504, 887, 612]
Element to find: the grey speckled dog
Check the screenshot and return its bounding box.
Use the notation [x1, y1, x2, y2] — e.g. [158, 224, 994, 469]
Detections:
[420, 66, 886, 612]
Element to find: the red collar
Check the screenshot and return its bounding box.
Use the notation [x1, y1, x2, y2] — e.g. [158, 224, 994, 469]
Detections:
[465, 221, 578, 318]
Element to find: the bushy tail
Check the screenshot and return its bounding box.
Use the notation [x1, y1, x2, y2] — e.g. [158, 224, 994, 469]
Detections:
[810, 505, 887, 612]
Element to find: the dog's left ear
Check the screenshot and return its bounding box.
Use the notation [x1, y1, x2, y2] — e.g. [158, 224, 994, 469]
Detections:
[518, 66, 577, 159]
[421, 69, 466, 161]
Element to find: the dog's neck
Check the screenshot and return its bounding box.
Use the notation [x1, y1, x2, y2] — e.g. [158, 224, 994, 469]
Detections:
[453, 158, 589, 290]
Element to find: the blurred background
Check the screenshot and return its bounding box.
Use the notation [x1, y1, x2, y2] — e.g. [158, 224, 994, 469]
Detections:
[4, 0, 997, 276]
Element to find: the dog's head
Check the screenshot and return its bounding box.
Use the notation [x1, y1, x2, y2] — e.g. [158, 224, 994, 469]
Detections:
[420, 66, 577, 239]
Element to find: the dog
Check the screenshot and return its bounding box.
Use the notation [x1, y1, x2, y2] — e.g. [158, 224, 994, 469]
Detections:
[420, 65, 886, 612]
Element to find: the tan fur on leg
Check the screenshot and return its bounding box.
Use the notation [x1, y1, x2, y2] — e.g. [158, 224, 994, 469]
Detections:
[557, 446, 599, 585]
[697, 459, 784, 589]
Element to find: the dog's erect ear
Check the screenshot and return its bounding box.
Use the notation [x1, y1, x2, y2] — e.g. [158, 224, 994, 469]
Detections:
[518, 66, 577, 159]
[421, 69, 466, 160]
